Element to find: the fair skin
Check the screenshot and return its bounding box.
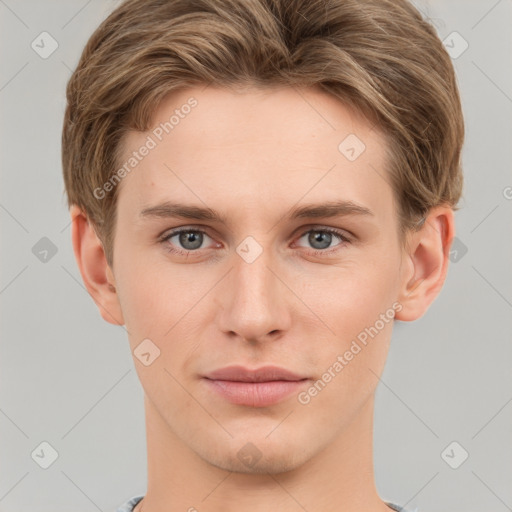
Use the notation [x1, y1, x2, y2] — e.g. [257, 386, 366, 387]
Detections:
[71, 84, 454, 512]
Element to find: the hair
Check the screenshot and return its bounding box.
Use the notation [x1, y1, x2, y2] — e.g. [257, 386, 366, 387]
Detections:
[62, 0, 464, 268]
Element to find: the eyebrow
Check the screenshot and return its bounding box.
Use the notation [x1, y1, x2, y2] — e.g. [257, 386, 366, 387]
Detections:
[139, 200, 373, 224]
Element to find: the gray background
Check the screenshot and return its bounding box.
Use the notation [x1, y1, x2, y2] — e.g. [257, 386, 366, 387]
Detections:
[1, 0, 511, 511]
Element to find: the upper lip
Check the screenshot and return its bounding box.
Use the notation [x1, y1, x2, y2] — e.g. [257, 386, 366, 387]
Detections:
[204, 365, 307, 382]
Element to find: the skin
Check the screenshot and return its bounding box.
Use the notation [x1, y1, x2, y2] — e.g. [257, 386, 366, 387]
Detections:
[71, 84, 454, 512]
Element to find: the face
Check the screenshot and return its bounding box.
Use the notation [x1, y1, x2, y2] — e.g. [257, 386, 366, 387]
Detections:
[110, 84, 408, 474]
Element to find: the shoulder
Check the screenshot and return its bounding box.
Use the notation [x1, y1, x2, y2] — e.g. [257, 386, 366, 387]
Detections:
[115, 495, 144, 512]
[386, 504, 421, 512]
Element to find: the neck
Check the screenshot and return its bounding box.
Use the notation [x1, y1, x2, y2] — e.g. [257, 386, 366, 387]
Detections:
[135, 393, 392, 512]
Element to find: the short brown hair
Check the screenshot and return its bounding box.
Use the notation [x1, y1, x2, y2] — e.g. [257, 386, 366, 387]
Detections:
[62, 0, 464, 268]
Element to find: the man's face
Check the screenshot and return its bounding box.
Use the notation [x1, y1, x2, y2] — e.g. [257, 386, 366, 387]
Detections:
[111, 84, 408, 473]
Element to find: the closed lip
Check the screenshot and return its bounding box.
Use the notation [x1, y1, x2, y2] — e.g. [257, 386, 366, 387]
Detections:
[203, 365, 307, 382]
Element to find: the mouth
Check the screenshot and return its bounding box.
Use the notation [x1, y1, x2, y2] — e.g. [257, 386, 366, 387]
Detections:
[202, 365, 310, 407]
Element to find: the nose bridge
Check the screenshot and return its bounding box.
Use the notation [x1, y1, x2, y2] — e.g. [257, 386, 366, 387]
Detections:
[218, 236, 290, 340]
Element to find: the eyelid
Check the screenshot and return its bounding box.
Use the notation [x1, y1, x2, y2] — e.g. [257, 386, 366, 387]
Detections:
[159, 224, 216, 240]
[160, 223, 353, 239]
[295, 223, 353, 241]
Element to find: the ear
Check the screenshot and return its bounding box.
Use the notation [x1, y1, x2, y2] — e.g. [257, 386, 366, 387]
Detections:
[395, 205, 455, 322]
[70, 205, 125, 326]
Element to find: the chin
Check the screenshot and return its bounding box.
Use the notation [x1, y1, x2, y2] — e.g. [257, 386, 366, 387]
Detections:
[197, 435, 311, 475]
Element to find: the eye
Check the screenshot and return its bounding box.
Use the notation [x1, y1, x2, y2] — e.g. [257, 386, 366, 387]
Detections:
[294, 227, 350, 255]
[160, 228, 216, 256]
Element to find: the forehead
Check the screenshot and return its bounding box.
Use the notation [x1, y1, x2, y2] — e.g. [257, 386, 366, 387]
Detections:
[115, 84, 394, 223]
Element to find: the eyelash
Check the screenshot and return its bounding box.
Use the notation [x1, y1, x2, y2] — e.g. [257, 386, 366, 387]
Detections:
[159, 226, 351, 258]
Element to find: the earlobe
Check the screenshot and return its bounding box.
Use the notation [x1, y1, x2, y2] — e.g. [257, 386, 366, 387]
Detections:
[70, 205, 125, 326]
[395, 206, 455, 322]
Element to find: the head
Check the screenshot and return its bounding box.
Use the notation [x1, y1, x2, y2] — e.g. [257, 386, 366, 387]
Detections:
[63, 0, 464, 474]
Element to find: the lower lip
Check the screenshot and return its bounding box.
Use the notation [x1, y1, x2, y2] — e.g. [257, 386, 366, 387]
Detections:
[203, 378, 309, 407]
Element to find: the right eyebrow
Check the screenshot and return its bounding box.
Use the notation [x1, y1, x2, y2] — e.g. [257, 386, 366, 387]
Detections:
[139, 201, 228, 223]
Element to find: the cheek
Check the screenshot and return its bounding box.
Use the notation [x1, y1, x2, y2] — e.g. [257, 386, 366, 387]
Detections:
[115, 252, 215, 352]
[297, 259, 398, 334]
[298, 305, 394, 419]
[292, 255, 399, 392]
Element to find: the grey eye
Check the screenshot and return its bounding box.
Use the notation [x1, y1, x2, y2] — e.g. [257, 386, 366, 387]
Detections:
[308, 231, 333, 250]
[296, 229, 344, 251]
[176, 230, 204, 250]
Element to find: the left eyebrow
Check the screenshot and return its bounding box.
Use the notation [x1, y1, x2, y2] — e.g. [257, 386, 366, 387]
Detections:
[138, 199, 374, 224]
[287, 200, 374, 220]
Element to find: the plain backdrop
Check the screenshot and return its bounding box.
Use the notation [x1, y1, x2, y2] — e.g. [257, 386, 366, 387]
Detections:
[1, 1, 511, 511]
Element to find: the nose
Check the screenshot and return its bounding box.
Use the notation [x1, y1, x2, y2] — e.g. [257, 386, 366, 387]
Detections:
[216, 243, 292, 343]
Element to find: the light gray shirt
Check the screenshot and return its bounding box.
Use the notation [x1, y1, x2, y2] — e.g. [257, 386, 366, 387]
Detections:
[115, 494, 419, 511]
